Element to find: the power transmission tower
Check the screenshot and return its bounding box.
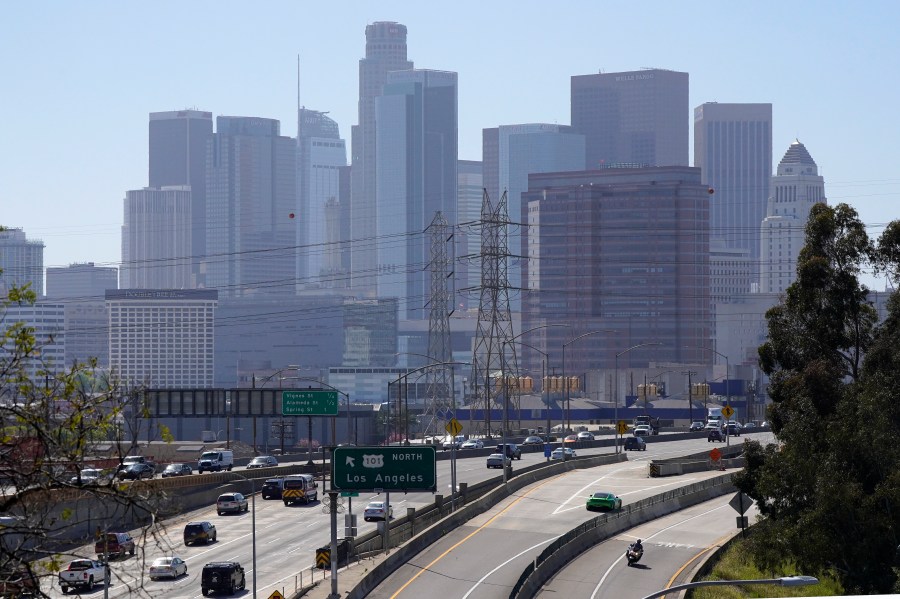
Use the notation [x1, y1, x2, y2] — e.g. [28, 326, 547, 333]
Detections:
[423, 212, 453, 438]
[470, 190, 518, 437]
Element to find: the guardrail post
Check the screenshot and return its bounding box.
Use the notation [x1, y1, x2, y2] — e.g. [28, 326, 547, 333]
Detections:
[435, 494, 444, 516]
[459, 482, 467, 506]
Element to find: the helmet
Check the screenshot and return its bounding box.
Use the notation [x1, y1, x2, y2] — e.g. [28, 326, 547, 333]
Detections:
[636, 539, 642, 544]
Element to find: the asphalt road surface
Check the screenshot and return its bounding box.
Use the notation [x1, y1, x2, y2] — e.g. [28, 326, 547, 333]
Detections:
[37, 431, 773, 598]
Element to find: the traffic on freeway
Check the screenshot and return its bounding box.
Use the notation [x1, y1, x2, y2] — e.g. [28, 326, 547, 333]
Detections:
[34, 431, 773, 598]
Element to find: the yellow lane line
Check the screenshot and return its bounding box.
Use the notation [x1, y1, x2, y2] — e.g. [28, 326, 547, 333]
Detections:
[389, 475, 562, 599]
[665, 531, 734, 591]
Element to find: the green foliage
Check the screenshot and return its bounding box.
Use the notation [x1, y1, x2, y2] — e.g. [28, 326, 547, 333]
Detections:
[690, 537, 843, 598]
[1, 261, 170, 585]
[736, 203, 900, 593]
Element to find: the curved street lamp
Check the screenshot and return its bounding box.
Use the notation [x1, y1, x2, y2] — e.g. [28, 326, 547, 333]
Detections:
[685, 345, 730, 443]
[641, 575, 818, 599]
[220, 471, 260, 599]
[501, 324, 572, 470]
[615, 342, 663, 453]
[562, 330, 616, 433]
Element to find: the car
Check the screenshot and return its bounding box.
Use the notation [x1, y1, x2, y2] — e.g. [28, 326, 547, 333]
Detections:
[725, 423, 741, 436]
[624, 436, 646, 451]
[742, 422, 756, 431]
[563, 434, 578, 444]
[363, 501, 393, 522]
[576, 432, 595, 441]
[708, 429, 725, 442]
[216, 493, 249, 515]
[442, 435, 466, 450]
[161, 463, 193, 478]
[760, 421, 769, 428]
[586, 491, 622, 511]
[550, 447, 576, 460]
[460, 439, 484, 449]
[247, 455, 278, 469]
[118, 463, 155, 480]
[95, 532, 135, 560]
[705, 421, 722, 431]
[183, 521, 217, 545]
[633, 425, 652, 437]
[486, 453, 511, 469]
[261, 477, 285, 500]
[521, 436, 544, 446]
[689, 421, 705, 431]
[496, 443, 522, 460]
[0, 565, 39, 597]
[201, 562, 245, 596]
[149, 556, 187, 580]
[69, 468, 113, 486]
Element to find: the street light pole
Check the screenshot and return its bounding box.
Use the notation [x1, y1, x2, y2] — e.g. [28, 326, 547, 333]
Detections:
[682, 370, 696, 426]
[561, 330, 614, 434]
[641, 576, 818, 599]
[615, 342, 663, 453]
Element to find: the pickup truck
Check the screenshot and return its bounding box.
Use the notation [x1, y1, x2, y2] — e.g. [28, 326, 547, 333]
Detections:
[59, 559, 107, 594]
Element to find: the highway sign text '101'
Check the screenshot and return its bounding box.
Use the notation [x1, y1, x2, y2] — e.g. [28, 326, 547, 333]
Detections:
[332, 446, 437, 492]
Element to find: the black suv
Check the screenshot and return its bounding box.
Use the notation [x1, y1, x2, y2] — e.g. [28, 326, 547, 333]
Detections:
[201, 562, 245, 596]
[497, 443, 522, 460]
[624, 436, 646, 451]
[261, 477, 285, 500]
[184, 521, 217, 546]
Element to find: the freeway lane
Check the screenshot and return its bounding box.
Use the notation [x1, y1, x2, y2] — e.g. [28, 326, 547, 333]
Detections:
[37, 432, 771, 598]
[535, 494, 761, 598]
[365, 432, 773, 599]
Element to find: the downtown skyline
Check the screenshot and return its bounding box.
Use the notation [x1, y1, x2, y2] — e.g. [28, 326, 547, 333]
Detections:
[2, 1, 899, 292]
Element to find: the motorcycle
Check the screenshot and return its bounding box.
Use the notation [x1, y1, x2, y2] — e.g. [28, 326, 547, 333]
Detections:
[625, 545, 643, 566]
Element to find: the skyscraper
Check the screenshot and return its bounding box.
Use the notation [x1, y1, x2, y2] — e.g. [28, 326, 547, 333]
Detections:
[694, 102, 772, 291]
[375, 69, 458, 319]
[760, 140, 826, 293]
[296, 108, 347, 289]
[522, 167, 711, 374]
[45, 263, 116, 368]
[46, 262, 118, 300]
[149, 110, 213, 279]
[121, 186, 193, 289]
[350, 21, 413, 294]
[571, 69, 688, 169]
[481, 124, 585, 310]
[205, 116, 297, 297]
[457, 160, 483, 301]
[0, 227, 44, 296]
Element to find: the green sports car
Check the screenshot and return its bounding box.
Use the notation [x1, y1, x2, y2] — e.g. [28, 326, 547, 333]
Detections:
[586, 491, 622, 511]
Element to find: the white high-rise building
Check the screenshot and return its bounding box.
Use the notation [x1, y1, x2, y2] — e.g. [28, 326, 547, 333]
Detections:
[0, 228, 44, 297]
[296, 109, 347, 289]
[2, 302, 65, 380]
[759, 140, 826, 293]
[121, 186, 192, 289]
[106, 289, 217, 388]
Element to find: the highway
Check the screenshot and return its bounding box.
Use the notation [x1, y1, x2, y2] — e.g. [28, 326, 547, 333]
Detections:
[364, 431, 772, 599]
[535, 494, 760, 598]
[37, 431, 772, 598]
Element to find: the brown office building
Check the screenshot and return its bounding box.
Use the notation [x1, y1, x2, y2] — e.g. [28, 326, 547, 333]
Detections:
[521, 167, 711, 375]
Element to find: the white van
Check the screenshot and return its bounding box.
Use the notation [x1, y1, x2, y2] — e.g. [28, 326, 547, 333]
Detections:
[198, 449, 234, 473]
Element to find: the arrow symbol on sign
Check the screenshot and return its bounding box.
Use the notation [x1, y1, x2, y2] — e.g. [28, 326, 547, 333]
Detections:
[345, 456, 355, 468]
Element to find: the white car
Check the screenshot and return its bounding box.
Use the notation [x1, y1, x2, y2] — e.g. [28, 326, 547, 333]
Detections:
[550, 447, 576, 460]
[633, 425, 652, 437]
[576, 431, 595, 441]
[704, 421, 722, 431]
[363, 501, 393, 522]
[486, 453, 510, 469]
[460, 439, 484, 449]
[148, 556, 187, 580]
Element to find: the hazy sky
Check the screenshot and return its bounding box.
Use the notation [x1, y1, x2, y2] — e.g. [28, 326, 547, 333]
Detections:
[2, 1, 899, 289]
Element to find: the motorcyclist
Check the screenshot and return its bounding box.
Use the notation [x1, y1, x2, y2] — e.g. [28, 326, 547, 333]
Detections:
[629, 539, 644, 554]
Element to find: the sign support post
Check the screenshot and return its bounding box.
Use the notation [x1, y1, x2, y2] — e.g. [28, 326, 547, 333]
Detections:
[329, 491, 338, 598]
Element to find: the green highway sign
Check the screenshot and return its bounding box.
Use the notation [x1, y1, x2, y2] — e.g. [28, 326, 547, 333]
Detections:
[281, 390, 339, 416]
[332, 446, 437, 492]
[340, 491, 359, 497]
